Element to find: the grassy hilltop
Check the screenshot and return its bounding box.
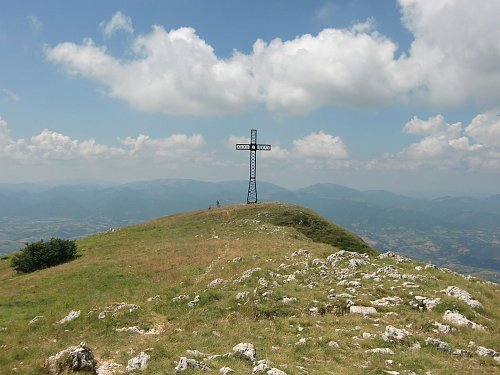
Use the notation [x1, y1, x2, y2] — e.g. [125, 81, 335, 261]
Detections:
[0, 203, 498, 374]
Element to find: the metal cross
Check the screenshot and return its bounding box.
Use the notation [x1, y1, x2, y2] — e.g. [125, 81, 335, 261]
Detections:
[235, 129, 271, 204]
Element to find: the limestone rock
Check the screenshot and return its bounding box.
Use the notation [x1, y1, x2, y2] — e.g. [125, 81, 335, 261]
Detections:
[371, 296, 403, 307]
[443, 310, 485, 330]
[476, 346, 498, 357]
[253, 363, 270, 373]
[172, 294, 190, 302]
[220, 367, 234, 374]
[349, 306, 377, 316]
[236, 268, 261, 283]
[327, 341, 340, 348]
[187, 295, 201, 307]
[175, 357, 211, 372]
[236, 291, 249, 300]
[425, 338, 451, 353]
[126, 352, 150, 372]
[233, 342, 257, 362]
[97, 361, 123, 375]
[267, 369, 287, 375]
[432, 321, 454, 334]
[208, 278, 226, 287]
[98, 303, 139, 319]
[382, 325, 411, 343]
[115, 324, 163, 335]
[410, 296, 441, 310]
[291, 249, 309, 257]
[45, 342, 97, 375]
[29, 315, 43, 324]
[57, 310, 80, 324]
[444, 286, 482, 309]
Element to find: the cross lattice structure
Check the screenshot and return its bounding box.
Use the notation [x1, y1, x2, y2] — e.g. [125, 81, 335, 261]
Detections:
[235, 129, 271, 204]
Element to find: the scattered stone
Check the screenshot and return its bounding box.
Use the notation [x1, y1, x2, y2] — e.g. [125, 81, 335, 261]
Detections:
[327, 341, 340, 348]
[415, 266, 423, 271]
[146, 295, 160, 302]
[97, 361, 123, 375]
[220, 367, 234, 374]
[362, 332, 374, 339]
[432, 321, 454, 334]
[116, 324, 163, 335]
[411, 342, 421, 351]
[384, 371, 400, 375]
[295, 338, 307, 345]
[336, 293, 355, 299]
[452, 349, 472, 357]
[188, 295, 201, 307]
[281, 296, 297, 304]
[337, 280, 362, 288]
[382, 325, 411, 343]
[378, 251, 397, 259]
[410, 296, 441, 310]
[45, 342, 96, 375]
[267, 369, 287, 375]
[208, 278, 226, 287]
[174, 357, 211, 372]
[172, 294, 190, 302]
[232, 257, 243, 263]
[236, 291, 249, 300]
[236, 268, 261, 283]
[292, 249, 309, 257]
[476, 346, 498, 357]
[349, 306, 377, 316]
[425, 338, 452, 353]
[258, 278, 268, 288]
[99, 303, 139, 319]
[57, 310, 80, 324]
[443, 310, 485, 330]
[444, 286, 482, 309]
[233, 342, 257, 362]
[253, 363, 270, 373]
[29, 315, 43, 324]
[309, 307, 320, 316]
[349, 258, 368, 268]
[126, 352, 150, 372]
[371, 296, 403, 307]
[365, 348, 394, 355]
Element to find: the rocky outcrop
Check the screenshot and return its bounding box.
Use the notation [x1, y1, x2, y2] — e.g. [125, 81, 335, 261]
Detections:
[57, 310, 80, 324]
[442, 310, 485, 330]
[425, 338, 452, 353]
[175, 357, 211, 372]
[365, 348, 394, 355]
[349, 306, 377, 315]
[233, 342, 257, 362]
[220, 366, 234, 374]
[382, 325, 411, 343]
[444, 286, 482, 309]
[126, 352, 150, 372]
[45, 342, 97, 375]
[409, 296, 441, 310]
[98, 303, 139, 319]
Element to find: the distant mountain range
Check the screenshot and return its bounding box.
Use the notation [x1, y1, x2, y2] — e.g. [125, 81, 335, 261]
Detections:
[1, 179, 499, 281]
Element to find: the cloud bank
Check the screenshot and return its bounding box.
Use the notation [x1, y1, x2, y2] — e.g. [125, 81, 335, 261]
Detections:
[46, 1, 500, 116]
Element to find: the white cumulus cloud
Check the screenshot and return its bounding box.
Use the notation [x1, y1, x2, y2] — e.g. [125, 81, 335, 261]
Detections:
[100, 11, 134, 38]
[45, 1, 500, 116]
[27, 15, 42, 32]
[293, 131, 348, 159]
[0, 117, 207, 162]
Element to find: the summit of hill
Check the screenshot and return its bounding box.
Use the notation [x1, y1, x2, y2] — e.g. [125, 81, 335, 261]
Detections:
[0, 203, 498, 374]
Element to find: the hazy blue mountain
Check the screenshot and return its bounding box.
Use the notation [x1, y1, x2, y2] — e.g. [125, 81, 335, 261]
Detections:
[0, 179, 499, 281]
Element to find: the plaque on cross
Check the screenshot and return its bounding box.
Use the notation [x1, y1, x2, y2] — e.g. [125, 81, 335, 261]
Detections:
[236, 129, 271, 204]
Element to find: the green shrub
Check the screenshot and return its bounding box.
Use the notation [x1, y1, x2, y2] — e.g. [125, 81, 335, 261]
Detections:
[11, 238, 77, 273]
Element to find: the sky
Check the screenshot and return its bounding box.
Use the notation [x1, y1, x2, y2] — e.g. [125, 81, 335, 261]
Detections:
[1, 0, 499, 195]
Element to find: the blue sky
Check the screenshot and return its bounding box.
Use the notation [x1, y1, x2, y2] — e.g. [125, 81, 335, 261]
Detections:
[1, 0, 499, 195]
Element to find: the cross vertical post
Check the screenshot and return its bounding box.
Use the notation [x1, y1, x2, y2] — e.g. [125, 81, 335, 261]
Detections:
[235, 129, 271, 204]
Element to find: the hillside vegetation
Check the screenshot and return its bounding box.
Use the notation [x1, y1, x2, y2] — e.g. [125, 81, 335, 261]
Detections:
[0, 203, 498, 374]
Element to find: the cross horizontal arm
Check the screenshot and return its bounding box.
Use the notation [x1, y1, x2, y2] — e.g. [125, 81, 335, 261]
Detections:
[256, 144, 271, 151]
[236, 144, 250, 150]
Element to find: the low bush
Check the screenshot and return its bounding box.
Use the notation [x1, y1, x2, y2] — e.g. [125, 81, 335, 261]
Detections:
[11, 238, 77, 273]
